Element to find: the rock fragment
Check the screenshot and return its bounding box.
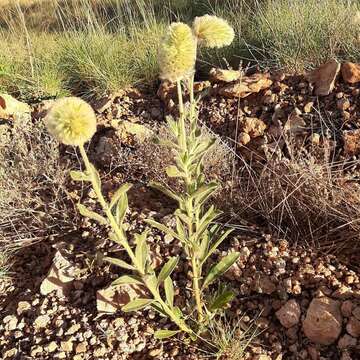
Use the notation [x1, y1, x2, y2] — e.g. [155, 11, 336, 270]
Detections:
[276, 299, 301, 328]
[209, 67, 242, 83]
[341, 62, 360, 84]
[303, 296, 342, 345]
[218, 73, 272, 98]
[305, 59, 340, 96]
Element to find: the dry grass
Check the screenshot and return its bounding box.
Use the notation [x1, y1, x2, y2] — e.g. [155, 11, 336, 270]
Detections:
[227, 131, 360, 253]
[0, 114, 72, 251]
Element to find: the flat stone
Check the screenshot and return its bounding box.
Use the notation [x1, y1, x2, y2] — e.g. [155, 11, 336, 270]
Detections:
[209, 67, 242, 82]
[218, 72, 272, 98]
[305, 59, 340, 96]
[40, 250, 76, 297]
[96, 284, 148, 314]
[303, 296, 342, 345]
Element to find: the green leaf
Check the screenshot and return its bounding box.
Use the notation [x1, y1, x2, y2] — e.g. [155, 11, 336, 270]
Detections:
[115, 192, 128, 225]
[77, 203, 107, 225]
[150, 302, 167, 317]
[154, 330, 180, 339]
[146, 219, 186, 243]
[202, 252, 240, 289]
[135, 232, 148, 273]
[144, 273, 158, 292]
[164, 277, 174, 307]
[191, 182, 218, 205]
[150, 182, 182, 203]
[70, 170, 90, 182]
[122, 298, 153, 312]
[88, 163, 101, 191]
[110, 183, 132, 209]
[201, 228, 234, 264]
[111, 275, 143, 286]
[158, 257, 179, 285]
[166, 166, 185, 178]
[103, 256, 135, 271]
[208, 290, 235, 312]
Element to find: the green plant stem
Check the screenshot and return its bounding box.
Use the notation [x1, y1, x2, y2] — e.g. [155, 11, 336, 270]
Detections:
[79, 144, 192, 334]
[191, 256, 204, 322]
[79, 144, 140, 272]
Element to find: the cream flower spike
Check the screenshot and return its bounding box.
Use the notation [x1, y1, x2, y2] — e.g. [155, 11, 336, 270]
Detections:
[158, 22, 197, 82]
[45, 97, 97, 146]
[193, 15, 235, 49]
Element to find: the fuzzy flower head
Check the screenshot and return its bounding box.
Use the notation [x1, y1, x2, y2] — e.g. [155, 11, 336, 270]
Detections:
[158, 22, 197, 82]
[193, 15, 235, 49]
[45, 97, 96, 146]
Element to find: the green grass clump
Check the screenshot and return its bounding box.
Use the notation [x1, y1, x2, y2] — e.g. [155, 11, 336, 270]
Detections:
[59, 25, 163, 97]
[252, 0, 360, 70]
[2, 0, 360, 97]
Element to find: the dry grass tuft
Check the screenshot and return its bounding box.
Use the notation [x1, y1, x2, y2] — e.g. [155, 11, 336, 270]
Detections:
[0, 114, 72, 250]
[229, 135, 360, 253]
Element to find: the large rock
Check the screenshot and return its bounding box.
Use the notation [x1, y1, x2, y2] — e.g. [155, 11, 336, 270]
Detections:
[303, 296, 342, 345]
[276, 299, 301, 328]
[305, 59, 340, 96]
[341, 62, 360, 84]
[218, 73, 272, 98]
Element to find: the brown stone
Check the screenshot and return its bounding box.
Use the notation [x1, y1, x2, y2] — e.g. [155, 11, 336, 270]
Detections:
[238, 132, 251, 145]
[218, 73, 272, 98]
[303, 296, 342, 345]
[346, 316, 360, 338]
[276, 299, 301, 328]
[338, 334, 357, 349]
[242, 117, 267, 138]
[305, 59, 340, 96]
[341, 62, 360, 84]
[209, 67, 242, 83]
[343, 129, 360, 156]
[341, 300, 354, 317]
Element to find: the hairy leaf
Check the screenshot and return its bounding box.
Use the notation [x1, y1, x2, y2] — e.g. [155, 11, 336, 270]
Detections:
[166, 166, 185, 178]
[154, 329, 180, 339]
[202, 252, 240, 289]
[70, 170, 90, 182]
[77, 204, 107, 225]
[150, 181, 182, 203]
[115, 192, 128, 225]
[122, 298, 153, 312]
[158, 257, 179, 285]
[103, 256, 135, 271]
[208, 290, 235, 312]
[110, 183, 132, 209]
[111, 274, 143, 286]
[201, 228, 234, 264]
[164, 277, 174, 307]
[135, 232, 148, 273]
[146, 219, 186, 243]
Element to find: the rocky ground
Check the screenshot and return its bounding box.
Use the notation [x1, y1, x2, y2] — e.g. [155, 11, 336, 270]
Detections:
[1, 59, 360, 359]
